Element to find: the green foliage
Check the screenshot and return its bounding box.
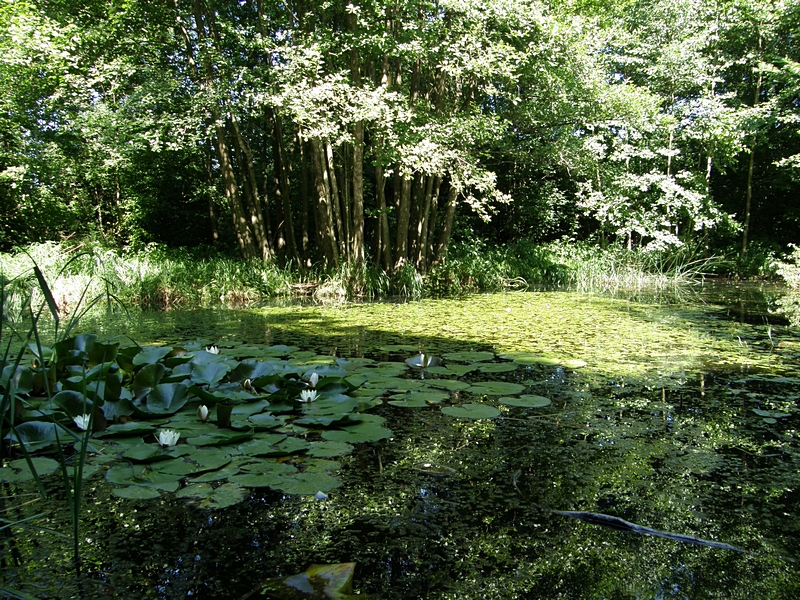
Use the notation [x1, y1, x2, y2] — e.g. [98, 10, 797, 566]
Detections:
[774, 244, 800, 287]
[4, 0, 798, 269]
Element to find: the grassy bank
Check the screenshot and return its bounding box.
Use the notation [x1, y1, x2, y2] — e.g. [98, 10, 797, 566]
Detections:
[0, 240, 760, 315]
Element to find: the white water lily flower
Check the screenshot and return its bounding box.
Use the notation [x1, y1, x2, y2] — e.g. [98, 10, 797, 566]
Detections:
[197, 405, 209, 422]
[299, 389, 319, 403]
[308, 372, 319, 388]
[73, 414, 91, 431]
[157, 429, 180, 447]
[206, 345, 219, 354]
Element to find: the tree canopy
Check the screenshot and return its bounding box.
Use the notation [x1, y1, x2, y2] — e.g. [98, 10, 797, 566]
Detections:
[1, 0, 798, 268]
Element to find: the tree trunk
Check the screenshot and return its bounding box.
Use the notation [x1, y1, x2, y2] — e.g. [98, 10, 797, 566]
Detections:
[325, 142, 346, 260]
[310, 137, 339, 268]
[299, 135, 311, 267]
[351, 121, 365, 265]
[434, 185, 458, 263]
[416, 175, 440, 271]
[184, 0, 257, 259]
[213, 125, 258, 258]
[203, 148, 219, 242]
[375, 161, 392, 270]
[741, 45, 762, 260]
[229, 113, 272, 260]
[394, 175, 412, 269]
[348, 10, 365, 266]
[272, 112, 300, 267]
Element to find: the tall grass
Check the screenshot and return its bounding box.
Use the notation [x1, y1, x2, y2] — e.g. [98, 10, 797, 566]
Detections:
[1, 257, 114, 585]
[0, 240, 725, 312]
[0, 242, 295, 314]
[533, 240, 720, 291]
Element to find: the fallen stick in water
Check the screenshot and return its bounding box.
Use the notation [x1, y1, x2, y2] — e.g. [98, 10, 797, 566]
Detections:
[552, 510, 745, 552]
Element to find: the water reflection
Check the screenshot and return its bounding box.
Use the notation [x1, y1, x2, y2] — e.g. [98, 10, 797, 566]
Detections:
[4, 284, 800, 598]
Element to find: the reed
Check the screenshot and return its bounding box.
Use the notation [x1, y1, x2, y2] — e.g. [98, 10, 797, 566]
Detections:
[0, 240, 727, 314]
[0, 255, 120, 582]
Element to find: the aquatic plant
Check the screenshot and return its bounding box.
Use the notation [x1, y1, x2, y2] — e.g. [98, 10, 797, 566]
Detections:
[0, 256, 123, 582]
[1, 332, 584, 515]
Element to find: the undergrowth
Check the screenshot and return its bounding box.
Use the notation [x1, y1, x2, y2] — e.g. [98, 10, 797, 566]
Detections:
[0, 239, 748, 312]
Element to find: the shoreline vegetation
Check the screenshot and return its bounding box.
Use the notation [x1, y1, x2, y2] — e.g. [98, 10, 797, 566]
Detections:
[0, 240, 791, 316]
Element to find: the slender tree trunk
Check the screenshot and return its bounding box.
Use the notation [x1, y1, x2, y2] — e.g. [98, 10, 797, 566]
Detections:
[416, 175, 440, 271]
[325, 142, 346, 260]
[299, 136, 311, 267]
[184, 0, 257, 258]
[434, 185, 458, 263]
[375, 161, 392, 270]
[339, 146, 351, 260]
[230, 113, 272, 260]
[408, 172, 426, 262]
[394, 175, 412, 269]
[741, 39, 763, 260]
[310, 137, 339, 268]
[203, 149, 219, 242]
[213, 125, 257, 258]
[426, 182, 440, 269]
[348, 10, 365, 266]
[352, 122, 365, 265]
[271, 112, 300, 267]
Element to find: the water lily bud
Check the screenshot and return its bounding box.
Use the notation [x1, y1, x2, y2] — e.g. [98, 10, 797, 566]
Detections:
[308, 372, 319, 388]
[197, 405, 209, 422]
[157, 429, 180, 447]
[314, 491, 328, 501]
[242, 378, 253, 391]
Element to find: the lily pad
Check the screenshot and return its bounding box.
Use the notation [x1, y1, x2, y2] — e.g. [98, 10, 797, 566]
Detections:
[0, 457, 60, 483]
[146, 383, 189, 415]
[441, 403, 501, 419]
[123, 443, 180, 463]
[187, 428, 254, 447]
[5, 421, 59, 451]
[321, 423, 392, 444]
[468, 381, 525, 396]
[306, 440, 354, 458]
[274, 472, 342, 495]
[388, 390, 449, 406]
[112, 486, 162, 499]
[499, 395, 552, 408]
[133, 362, 167, 399]
[97, 421, 155, 437]
[426, 364, 476, 377]
[428, 379, 471, 392]
[191, 362, 231, 385]
[561, 359, 588, 369]
[175, 479, 242, 503]
[132, 346, 173, 366]
[237, 435, 289, 455]
[478, 363, 519, 374]
[261, 562, 359, 600]
[500, 352, 560, 365]
[443, 351, 495, 362]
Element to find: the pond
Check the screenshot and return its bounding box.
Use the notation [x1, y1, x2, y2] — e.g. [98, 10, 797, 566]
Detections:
[3, 283, 800, 599]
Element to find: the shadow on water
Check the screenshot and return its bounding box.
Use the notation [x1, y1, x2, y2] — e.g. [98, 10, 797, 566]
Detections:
[4, 283, 800, 599]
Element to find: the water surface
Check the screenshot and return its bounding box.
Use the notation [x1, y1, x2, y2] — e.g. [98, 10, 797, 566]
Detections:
[4, 284, 800, 599]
